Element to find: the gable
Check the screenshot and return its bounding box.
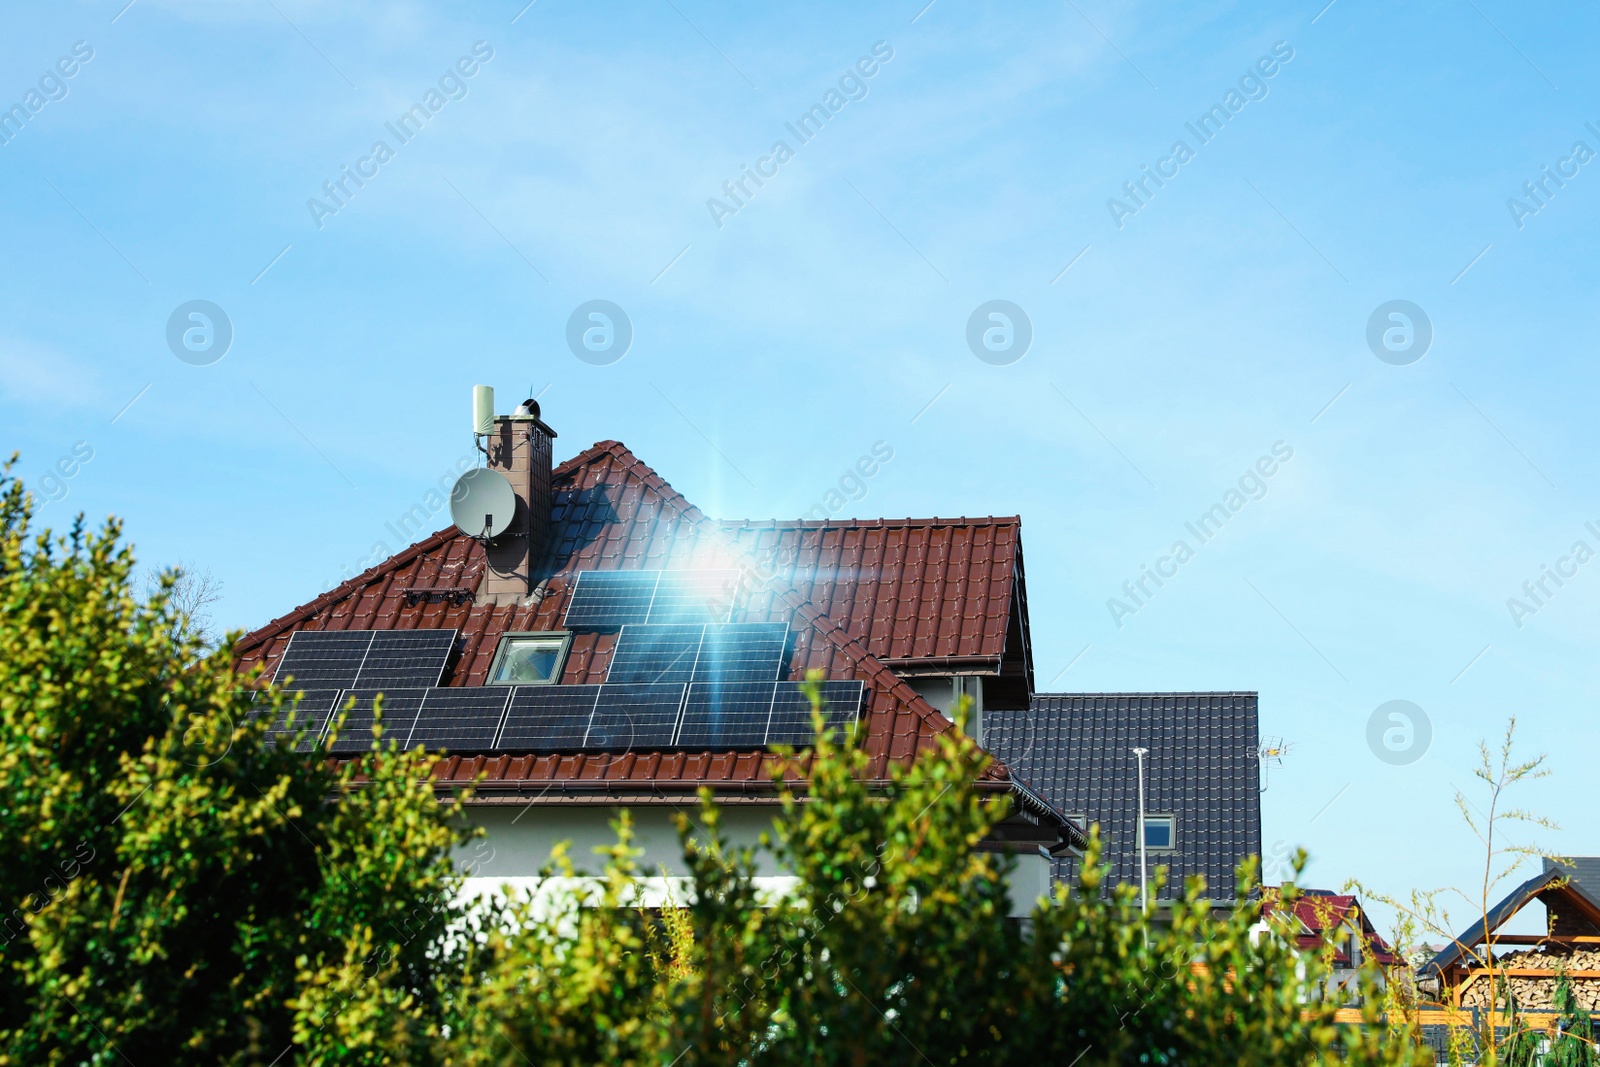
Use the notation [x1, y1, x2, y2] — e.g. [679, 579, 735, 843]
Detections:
[1426, 869, 1600, 976]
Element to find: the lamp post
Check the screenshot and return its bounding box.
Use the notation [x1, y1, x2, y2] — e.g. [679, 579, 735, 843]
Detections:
[1132, 746, 1149, 913]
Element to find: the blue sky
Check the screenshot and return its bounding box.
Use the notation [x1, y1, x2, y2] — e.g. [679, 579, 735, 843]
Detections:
[3, 0, 1596, 935]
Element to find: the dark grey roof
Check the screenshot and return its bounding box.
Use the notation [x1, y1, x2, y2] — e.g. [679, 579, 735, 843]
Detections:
[986, 692, 1261, 901]
[1547, 856, 1600, 898]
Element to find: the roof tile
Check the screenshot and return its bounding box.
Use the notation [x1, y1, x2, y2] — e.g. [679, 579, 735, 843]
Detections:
[988, 692, 1261, 900]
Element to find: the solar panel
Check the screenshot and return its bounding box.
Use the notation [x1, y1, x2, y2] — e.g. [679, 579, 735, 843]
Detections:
[406, 687, 512, 752]
[648, 571, 738, 623]
[695, 623, 789, 683]
[497, 685, 601, 751]
[677, 681, 776, 748]
[242, 690, 273, 737]
[272, 630, 374, 690]
[585, 683, 686, 748]
[563, 571, 659, 628]
[766, 681, 866, 746]
[606, 625, 705, 685]
[351, 630, 458, 690]
[563, 570, 741, 628]
[326, 688, 428, 754]
[257, 689, 343, 750]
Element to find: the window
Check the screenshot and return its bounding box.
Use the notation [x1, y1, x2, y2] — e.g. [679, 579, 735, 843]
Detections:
[488, 632, 571, 685]
[1142, 815, 1175, 850]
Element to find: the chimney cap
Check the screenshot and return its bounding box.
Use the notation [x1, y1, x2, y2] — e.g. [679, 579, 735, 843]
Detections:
[499, 400, 557, 438]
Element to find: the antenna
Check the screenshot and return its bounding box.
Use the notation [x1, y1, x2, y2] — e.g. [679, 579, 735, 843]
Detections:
[1258, 736, 1292, 793]
[473, 385, 494, 436]
[1132, 746, 1149, 915]
[448, 467, 517, 541]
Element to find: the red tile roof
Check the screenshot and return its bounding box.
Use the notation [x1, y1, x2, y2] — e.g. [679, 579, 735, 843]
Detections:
[234, 441, 1053, 815]
[718, 518, 1019, 663]
[720, 518, 1034, 706]
[1265, 890, 1397, 966]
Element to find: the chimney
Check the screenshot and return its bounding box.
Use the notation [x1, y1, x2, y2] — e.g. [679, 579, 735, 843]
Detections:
[476, 397, 558, 607]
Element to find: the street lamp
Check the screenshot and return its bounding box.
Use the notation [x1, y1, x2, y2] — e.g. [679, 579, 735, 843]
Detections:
[1132, 746, 1149, 913]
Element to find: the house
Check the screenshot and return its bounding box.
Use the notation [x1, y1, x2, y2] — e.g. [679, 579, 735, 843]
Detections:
[232, 397, 1081, 913]
[1260, 887, 1399, 1003]
[1421, 858, 1600, 1015]
[987, 692, 1262, 905]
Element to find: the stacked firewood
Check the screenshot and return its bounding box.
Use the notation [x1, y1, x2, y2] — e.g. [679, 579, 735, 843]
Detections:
[1457, 947, 1600, 1012]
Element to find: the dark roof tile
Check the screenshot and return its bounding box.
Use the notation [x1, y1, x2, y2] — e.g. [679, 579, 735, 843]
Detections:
[988, 692, 1261, 900]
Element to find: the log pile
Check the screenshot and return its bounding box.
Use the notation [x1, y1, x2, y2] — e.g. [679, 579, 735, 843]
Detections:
[1457, 947, 1600, 1012]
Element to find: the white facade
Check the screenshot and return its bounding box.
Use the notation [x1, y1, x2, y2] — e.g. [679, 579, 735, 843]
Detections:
[457, 803, 1051, 918]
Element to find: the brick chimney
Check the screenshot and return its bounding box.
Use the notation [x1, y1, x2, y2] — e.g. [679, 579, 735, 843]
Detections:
[476, 399, 557, 606]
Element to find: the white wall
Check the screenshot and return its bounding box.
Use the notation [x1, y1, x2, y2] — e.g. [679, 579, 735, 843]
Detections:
[1006, 851, 1053, 917]
[458, 803, 1045, 918]
[456, 804, 796, 909]
[905, 675, 985, 744]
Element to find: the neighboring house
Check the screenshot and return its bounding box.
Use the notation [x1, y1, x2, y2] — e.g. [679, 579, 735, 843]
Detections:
[987, 692, 1262, 904]
[1421, 858, 1600, 1015]
[1260, 888, 1398, 1004]
[233, 400, 1080, 914]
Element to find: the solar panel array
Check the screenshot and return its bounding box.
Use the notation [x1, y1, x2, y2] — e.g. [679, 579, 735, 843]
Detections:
[563, 570, 739, 628]
[257, 679, 865, 753]
[259, 620, 861, 753]
[271, 629, 459, 691]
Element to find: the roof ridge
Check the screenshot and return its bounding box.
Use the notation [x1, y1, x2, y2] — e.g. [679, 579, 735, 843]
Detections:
[596, 440, 708, 525]
[554, 439, 625, 479]
[1030, 691, 1261, 699]
[717, 516, 1022, 529]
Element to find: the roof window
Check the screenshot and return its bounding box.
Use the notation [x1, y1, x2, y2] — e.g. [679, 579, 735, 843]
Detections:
[1143, 815, 1175, 851]
[488, 632, 571, 685]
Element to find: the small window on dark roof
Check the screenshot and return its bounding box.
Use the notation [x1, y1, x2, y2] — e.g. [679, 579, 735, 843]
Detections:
[1143, 815, 1175, 851]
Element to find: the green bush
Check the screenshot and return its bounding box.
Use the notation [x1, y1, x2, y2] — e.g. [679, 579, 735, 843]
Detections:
[0, 461, 465, 1065]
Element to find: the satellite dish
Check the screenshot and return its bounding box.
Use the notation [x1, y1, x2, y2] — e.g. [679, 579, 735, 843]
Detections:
[449, 468, 517, 540]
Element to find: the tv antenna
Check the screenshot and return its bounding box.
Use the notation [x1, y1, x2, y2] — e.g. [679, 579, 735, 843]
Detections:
[1258, 736, 1293, 793]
